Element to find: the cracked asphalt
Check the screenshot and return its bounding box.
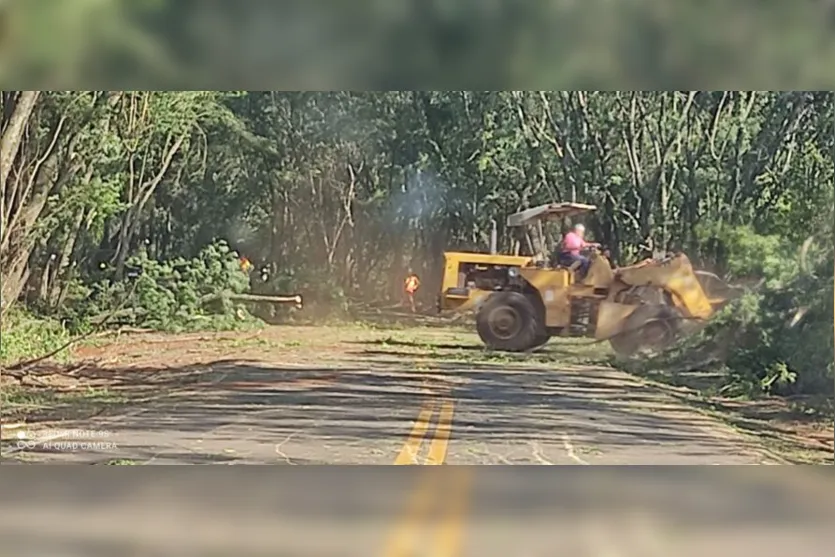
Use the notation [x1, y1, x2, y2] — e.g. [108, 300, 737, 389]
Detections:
[4, 326, 785, 466]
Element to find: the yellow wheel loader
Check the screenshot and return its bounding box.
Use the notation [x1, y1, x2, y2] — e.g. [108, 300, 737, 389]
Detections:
[437, 203, 733, 355]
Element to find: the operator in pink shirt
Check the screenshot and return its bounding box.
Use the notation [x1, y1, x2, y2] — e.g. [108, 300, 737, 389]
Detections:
[556, 223, 599, 278]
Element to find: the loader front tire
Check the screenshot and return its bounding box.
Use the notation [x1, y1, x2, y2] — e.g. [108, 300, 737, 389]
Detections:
[609, 304, 680, 358]
[476, 291, 538, 352]
[609, 329, 641, 358]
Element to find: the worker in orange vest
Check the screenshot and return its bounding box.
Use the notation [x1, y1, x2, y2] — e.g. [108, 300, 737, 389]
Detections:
[404, 271, 421, 313]
[239, 256, 253, 273]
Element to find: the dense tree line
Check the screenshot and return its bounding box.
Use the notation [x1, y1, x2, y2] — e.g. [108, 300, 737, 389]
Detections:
[1, 91, 833, 394]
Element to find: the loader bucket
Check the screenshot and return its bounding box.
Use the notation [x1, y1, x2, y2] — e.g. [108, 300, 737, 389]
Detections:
[694, 271, 741, 310]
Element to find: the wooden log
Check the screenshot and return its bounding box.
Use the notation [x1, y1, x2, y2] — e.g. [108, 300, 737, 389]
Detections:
[228, 293, 303, 305]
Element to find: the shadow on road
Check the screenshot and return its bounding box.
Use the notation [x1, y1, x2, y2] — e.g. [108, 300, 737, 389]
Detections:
[22, 354, 789, 465]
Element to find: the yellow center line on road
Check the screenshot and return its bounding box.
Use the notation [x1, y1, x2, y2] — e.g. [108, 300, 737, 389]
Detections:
[381, 466, 473, 557]
[394, 399, 437, 465]
[382, 396, 470, 557]
[426, 399, 455, 465]
[429, 467, 472, 557]
[380, 469, 443, 557]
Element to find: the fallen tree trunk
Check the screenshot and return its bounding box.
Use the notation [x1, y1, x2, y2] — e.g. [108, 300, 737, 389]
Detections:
[228, 293, 303, 305]
[196, 292, 303, 307]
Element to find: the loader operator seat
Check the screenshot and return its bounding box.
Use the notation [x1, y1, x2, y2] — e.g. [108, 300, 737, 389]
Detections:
[549, 246, 583, 272]
[548, 247, 564, 269]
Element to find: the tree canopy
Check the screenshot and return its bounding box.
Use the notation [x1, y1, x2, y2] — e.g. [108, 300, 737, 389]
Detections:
[1, 90, 833, 396]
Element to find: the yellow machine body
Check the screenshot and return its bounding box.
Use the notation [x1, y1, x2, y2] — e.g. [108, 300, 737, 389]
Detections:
[439, 251, 533, 313]
[436, 202, 730, 354]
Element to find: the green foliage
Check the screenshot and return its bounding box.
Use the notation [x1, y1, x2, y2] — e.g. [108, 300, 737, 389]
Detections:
[0, 309, 70, 365]
[697, 224, 795, 287]
[667, 225, 834, 396]
[61, 241, 257, 333]
[734, 262, 833, 396]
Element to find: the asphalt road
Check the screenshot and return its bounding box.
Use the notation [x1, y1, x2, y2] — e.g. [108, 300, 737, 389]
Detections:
[5, 357, 783, 465]
[5, 350, 835, 556]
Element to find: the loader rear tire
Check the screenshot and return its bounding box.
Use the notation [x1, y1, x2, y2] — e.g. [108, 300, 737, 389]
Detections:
[476, 291, 538, 352]
[530, 331, 551, 350]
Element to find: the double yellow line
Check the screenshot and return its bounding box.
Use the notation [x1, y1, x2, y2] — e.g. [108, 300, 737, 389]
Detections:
[382, 397, 472, 557]
[394, 398, 455, 465]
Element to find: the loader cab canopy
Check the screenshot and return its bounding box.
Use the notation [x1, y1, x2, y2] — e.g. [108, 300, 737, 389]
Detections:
[506, 202, 598, 260]
[506, 202, 597, 228]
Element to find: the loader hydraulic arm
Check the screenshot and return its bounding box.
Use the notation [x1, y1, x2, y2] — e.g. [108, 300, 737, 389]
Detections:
[615, 254, 715, 320]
